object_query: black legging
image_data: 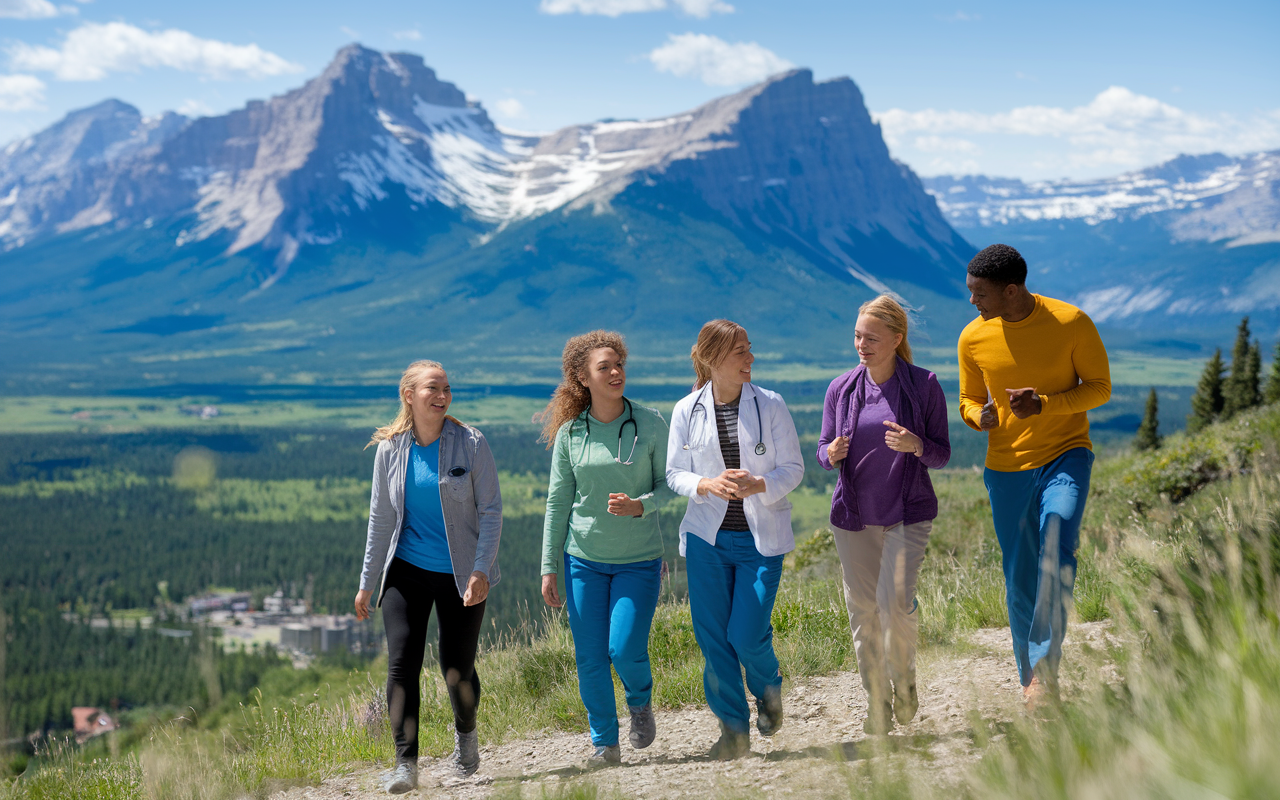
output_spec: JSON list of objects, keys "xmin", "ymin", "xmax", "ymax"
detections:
[{"xmin": 382, "ymin": 558, "xmax": 486, "ymax": 761}]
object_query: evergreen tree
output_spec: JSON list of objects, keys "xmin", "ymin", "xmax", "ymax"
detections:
[
  {"xmin": 1266, "ymin": 341, "xmax": 1280, "ymax": 405},
  {"xmin": 1222, "ymin": 316, "xmax": 1255, "ymax": 418},
  {"xmin": 1134, "ymin": 387, "xmax": 1161, "ymax": 451},
  {"xmin": 1244, "ymin": 341, "xmax": 1262, "ymax": 410},
  {"xmin": 1188, "ymin": 349, "xmax": 1225, "ymax": 433}
]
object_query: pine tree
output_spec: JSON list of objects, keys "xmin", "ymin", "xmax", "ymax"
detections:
[
  {"xmin": 1266, "ymin": 341, "xmax": 1280, "ymax": 405},
  {"xmin": 1222, "ymin": 316, "xmax": 1254, "ymax": 418},
  {"xmin": 1243, "ymin": 341, "xmax": 1262, "ymax": 410},
  {"xmin": 1134, "ymin": 388, "xmax": 1161, "ymax": 451},
  {"xmin": 1188, "ymin": 349, "xmax": 1225, "ymax": 433}
]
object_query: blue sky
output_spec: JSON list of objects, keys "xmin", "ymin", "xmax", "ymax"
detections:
[{"xmin": 2, "ymin": 0, "xmax": 1277, "ymax": 180}]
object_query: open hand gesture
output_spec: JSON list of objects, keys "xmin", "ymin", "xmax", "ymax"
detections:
[{"xmin": 883, "ymin": 421, "xmax": 923, "ymax": 456}]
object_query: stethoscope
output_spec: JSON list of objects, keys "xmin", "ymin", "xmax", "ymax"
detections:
[
  {"xmin": 683, "ymin": 384, "xmax": 766, "ymax": 456},
  {"xmin": 572, "ymin": 397, "xmax": 639, "ymax": 466}
]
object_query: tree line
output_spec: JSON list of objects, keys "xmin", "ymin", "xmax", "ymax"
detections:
[{"xmin": 1134, "ymin": 316, "xmax": 1280, "ymax": 451}]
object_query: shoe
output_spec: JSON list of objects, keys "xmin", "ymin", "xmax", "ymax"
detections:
[
  {"xmin": 892, "ymin": 681, "xmax": 918, "ymax": 726},
  {"xmin": 452, "ymin": 728, "xmax": 479, "ymax": 776},
  {"xmin": 863, "ymin": 699, "xmax": 894, "ymax": 735},
  {"xmin": 384, "ymin": 759, "xmax": 417, "ymax": 794},
  {"xmin": 707, "ymin": 723, "xmax": 750, "ymax": 760},
  {"xmin": 756, "ymin": 684, "xmax": 784, "ymax": 736},
  {"xmin": 628, "ymin": 704, "xmax": 656, "ymax": 749},
  {"xmin": 587, "ymin": 745, "xmax": 621, "ymax": 768},
  {"xmin": 1023, "ymin": 676, "xmax": 1051, "ymax": 713}
]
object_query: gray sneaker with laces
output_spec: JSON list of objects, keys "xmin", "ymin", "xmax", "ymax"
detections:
[
  {"xmin": 628, "ymin": 704, "xmax": 656, "ymax": 749},
  {"xmin": 453, "ymin": 729, "xmax": 480, "ymax": 776},
  {"xmin": 384, "ymin": 759, "xmax": 417, "ymax": 794},
  {"xmin": 587, "ymin": 744, "xmax": 621, "ymax": 768}
]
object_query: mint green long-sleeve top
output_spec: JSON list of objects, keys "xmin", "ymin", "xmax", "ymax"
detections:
[{"xmin": 541, "ymin": 402, "xmax": 677, "ymax": 575}]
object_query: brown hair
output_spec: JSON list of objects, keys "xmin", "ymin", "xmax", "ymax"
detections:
[
  {"xmin": 857, "ymin": 295, "xmax": 913, "ymax": 364},
  {"xmin": 690, "ymin": 319, "xmax": 748, "ymax": 389},
  {"xmin": 538, "ymin": 331, "xmax": 629, "ymax": 447},
  {"xmin": 366, "ymin": 360, "xmax": 464, "ymax": 449}
]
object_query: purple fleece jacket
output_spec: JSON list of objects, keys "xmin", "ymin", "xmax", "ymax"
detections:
[{"xmin": 816, "ymin": 358, "xmax": 951, "ymax": 531}]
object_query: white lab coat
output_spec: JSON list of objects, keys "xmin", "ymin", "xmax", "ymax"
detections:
[{"xmin": 666, "ymin": 382, "xmax": 805, "ymax": 557}]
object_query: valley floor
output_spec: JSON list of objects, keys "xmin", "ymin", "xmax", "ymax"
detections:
[{"xmin": 274, "ymin": 622, "xmax": 1121, "ymax": 800}]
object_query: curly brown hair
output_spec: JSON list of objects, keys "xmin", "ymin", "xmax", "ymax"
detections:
[{"xmin": 538, "ymin": 330, "xmax": 628, "ymax": 447}]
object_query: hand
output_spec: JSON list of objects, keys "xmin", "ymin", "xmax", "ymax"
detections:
[
  {"xmin": 698, "ymin": 471, "xmax": 741, "ymax": 500},
  {"xmin": 725, "ymin": 469, "xmax": 766, "ymax": 499},
  {"xmin": 1006, "ymin": 388, "xmax": 1042, "ymax": 419},
  {"xmin": 827, "ymin": 436, "xmax": 849, "ymax": 466},
  {"xmin": 354, "ymin": 589, "xmax": 373, "ymax": 621},
  {"xmin": 607, "ymin": 492, "xmax": 645, "ymax": 517},
  {"xmin": 463, "ymin": 572, "xmax": 489, "ymax": 606},
  {"xmin": 979, "ymin": 398, "xmax": 999, "ymax": 430},
  {"xmin": 883, "ymin": 421, "xmax": 923, "ymax": 456},
  {"xmin": 541, "ymin": 574, "xmax": 563, "ymax": 608}
]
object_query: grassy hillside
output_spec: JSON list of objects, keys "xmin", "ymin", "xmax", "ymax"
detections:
[{"xmin": 5, "ymin": 400, "xmax": 1280, "ymax": 798}]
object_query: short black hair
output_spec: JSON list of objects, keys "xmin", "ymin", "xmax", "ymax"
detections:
[{"xmin": 967, "ymin": 244, "xmax": 1027, "ymax": 286}]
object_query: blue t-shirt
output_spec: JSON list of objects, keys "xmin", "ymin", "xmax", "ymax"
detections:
[{"xmin": 395, "ymin": 440, "xmax": 454, "ymax": 574}]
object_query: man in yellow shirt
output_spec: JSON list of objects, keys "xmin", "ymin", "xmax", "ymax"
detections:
[{"xmin": 957, "ymin": 244, "xmax": 1111, "ymax": 709}]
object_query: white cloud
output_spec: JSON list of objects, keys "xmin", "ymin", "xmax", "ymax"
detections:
[
  {"xmin": 648, "ymin": 33, "xmax": 793, "ymax": 87},
  {"xmin": 493, "ymin": 98, "xmax": 526, "ymax": 119},
  {"xmin": 8, "ymin": 22, "xmax": 304, "ymax": 81},
  {"xmin": 177, "ymin": 98, "xmax": 214, "ymax": 117},
  {"xmin": 540, "ymin": 0, "xmax": 733, "ymax": 18},
  {"xmin": 340, "ymin": 26, "xmax": 359, "ymax": 39},
  {"xmin": 0, "ymin": 0, "xmax": 58, "ymax": 19},
  {"xmin": 913, "ymin": 135, "xmax": 978, "ymax": 153},
  {"xmin": 876, "ymin": 87, "xmax": 1280, "ymax": 178},
  {"xmin": 0, "ymin": 73, "xmax": 44, "ymax": 110},
  {"xmin": 392, "ymin": 29, "xmax": 422, "ymax": 41}
]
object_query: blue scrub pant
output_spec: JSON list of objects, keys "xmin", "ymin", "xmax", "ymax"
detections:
[
  {"xmin": 984, "ymin": 447, "xmax": 1094, "ymax": 686},
  {"xmin": 685, "ymin": 528, "xmax": 785, "ymax": 734},
  {"xmin": 563, "ymin": 554, "xmax": 663, "ymax": 747}
]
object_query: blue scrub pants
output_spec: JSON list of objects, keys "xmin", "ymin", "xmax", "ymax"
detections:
[
  {"xmin": 685, "ymin": 528, "xmax": 785, "ymax": 734},
  {"xmin": 984, "ymin": 447, "xmax": 1094, "ymax": 686},
  {"xmin": 563, "ymin": 554, "xmax": 663, "ymax": 747}
]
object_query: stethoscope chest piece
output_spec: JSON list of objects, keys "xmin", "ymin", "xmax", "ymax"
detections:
[{"xmin": 754, "ymin": 442, "xmax": 767, "ymax": 456}]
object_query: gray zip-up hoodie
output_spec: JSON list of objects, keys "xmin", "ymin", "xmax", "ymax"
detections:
[{"xmin": 360, "ymin": 420, "xmax": 502, "ymax": 604}]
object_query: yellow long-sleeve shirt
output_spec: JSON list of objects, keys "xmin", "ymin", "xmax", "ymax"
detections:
[{"xmin": 958, "ymin": 294, "xmax": 1112, "ymax": 472}]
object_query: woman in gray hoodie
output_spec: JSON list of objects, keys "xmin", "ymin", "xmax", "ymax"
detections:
[{"xmin": 355, "ymin": 360, "xmax": 503, "ymax": 793}]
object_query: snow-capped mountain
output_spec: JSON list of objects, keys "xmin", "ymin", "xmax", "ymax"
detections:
[
  {"xmin": 922, "ymin": 151, "xmax": 1280, "ymax": 247},
  {"xmin": 0, "ymin": 45, "xmax": 969, "ymax": 296}
]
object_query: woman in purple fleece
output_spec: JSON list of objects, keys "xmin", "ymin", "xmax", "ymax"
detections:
[{"xmin": 816, "ymin": 295, "xmax": 950, "ymax": 734}]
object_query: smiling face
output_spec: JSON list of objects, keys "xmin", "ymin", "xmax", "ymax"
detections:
[
  {"xmin": 966, "ymin": 274, "xmax": 1016, "ymax": 321},
  {"xmin": 854, "ymin": 314, "xmax": 902, "ymax": 373},
  {"xmin": 579, "ymin": 347, "xmax": 625, "ymax": 407},
  {"xmin": 404, "ymin": 367, "xmax": 451, "ymax": 424},
  {"xmin": 709, "ymin": 332, "xmax": 754, "ymax": 389}
]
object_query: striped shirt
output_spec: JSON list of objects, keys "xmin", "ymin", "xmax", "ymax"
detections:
[{"xmin": 714, "ymin": 398, "xmax": 751, "ymax": 531}]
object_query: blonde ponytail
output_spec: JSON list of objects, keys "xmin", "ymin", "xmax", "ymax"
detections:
[
  {"xmin": 857, "ymin": 295, "xmax": 913, "ymax": 364},
  {"xmin": 366, "ymin": 360, "xmax": 463, "ymax": 449}
]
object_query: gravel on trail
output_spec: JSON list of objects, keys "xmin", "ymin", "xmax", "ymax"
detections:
[{"xmin": 272, "ymin": 622, "xmax": 1122, "ymax": 800}]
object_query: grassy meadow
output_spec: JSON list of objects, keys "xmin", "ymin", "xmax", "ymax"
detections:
[{"xmin": 3, "ymin": 380, "xmax": 1279, "ymax": 797}]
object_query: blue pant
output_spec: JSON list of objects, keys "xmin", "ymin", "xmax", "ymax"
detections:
[
  {"xmin": 563, "ymin": 554, "xmax": 663, "ymax": 747},
  {"xmin": 685, "ymin": 528, "xmax": 784, "ymax": 734},
  {"xmin": 984, "ymin": 447, "xmax": 1094, "ymax": 686}
]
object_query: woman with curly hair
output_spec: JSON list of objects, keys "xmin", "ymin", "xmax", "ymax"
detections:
[
  {"xmin": 539, "ymin": 330, "xmax": 676, "ymax": 767},
  {"xmin": 355, "ymin": 360, "xmax": 503, "ymax": 793}
]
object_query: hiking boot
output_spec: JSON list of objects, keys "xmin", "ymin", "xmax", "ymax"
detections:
[
  {"xmin": 628, "ymin": 704, "xmax": 656, "ymax": 749},
  {"xmin": 892, "ymin": 681, "xmax": 919, "ymax": 726},
  {"xmin": 452, "ymin": 728, "xmax": 479, "ymax": 776},
  {"xmin": 756, "ymin": 684, "xmax": 784, "ymax": 736},
  {"xmin": 707, "ymin": 723, "xmax": 751, "ymax": 760},
  {"xmin": 863, "ymin": 699, "xmax": 894, "ymax": 735},
  {"xmin": 587, "ymin": 744, "xmax": 621, "ymax": 768},
  {"xmin": 384, "ymin": 759, "xmax": 418, "ymax": 794}
]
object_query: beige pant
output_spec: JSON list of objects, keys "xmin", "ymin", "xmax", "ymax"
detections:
[{"xmin": 832, "ymin": 521, "xmax": 932, "ymax": 703}]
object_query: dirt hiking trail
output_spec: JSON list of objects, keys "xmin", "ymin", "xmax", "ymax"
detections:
[{"xmin": 274, "ymin": 623, "xmax": 1121, "ymax": 799}]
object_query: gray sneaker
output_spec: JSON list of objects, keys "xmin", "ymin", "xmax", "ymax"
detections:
[
  {"xmin": 628, "ymin": 704, "xmax": 656, "ymax": 749},
  {"xmin": 384, "ymin": 759, "xmax": 417, "ymax": 794},
  {"xmin": 892, "ymin": 681, "xmax": 919, "ymax": 726},
  {"xmin": 756, "ymin": 684, "xmax": 783, "ymax": 736},
  {"xmin": 453, "ymin": 728, "xmax": 479, "ymax": 776},
  {"xmin": 586, "ymin": 744, "xmax": 621, "ymax": 768}
]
